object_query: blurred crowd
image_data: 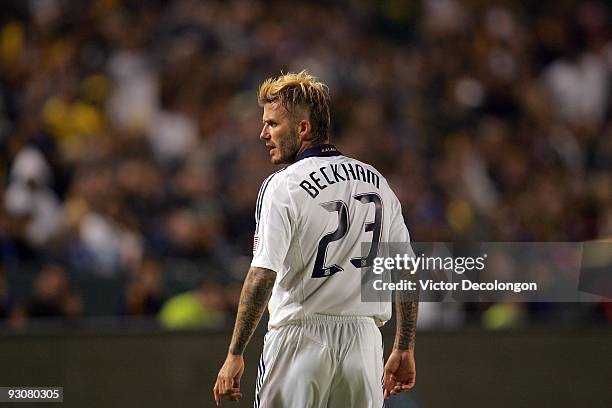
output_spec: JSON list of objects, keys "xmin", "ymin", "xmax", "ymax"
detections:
[{"xmin": 0, "ymin": 0, "xmax": 611, "ymax": 329}]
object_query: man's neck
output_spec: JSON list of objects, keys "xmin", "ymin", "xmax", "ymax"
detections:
[
  {"xmin": 291, "ymin": 142, "xmax": 339, "ymax": 163},
  {"xmin": 295, "ymin": 141, "xmax": 318, "ymax": 159}
]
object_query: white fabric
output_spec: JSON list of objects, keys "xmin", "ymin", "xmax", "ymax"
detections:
[
  {"xmin": 254, "ymin": 315, "xmax": 384, "ymax": 408},
  {"xmin": 251, "ymin": 154, "xmax": 410, "ymax": 329}
]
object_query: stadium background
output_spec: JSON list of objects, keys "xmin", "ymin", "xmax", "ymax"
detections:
[{"xmin": 0, "ymin": 0, "xmax": 610, "ymax": 406}]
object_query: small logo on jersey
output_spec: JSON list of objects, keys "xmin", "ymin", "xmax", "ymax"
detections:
[{"xmin": 253, "ymin": 235, "xmax": 260, "ymax": 253}]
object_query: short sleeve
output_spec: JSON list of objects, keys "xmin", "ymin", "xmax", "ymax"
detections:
[
  {"xmin": 251, "ymin": 175, "xmax": 293, "ymax": 273},
  {"xmin": 389, "ymin": 194, "xmax": 410, "ymax": 244}
]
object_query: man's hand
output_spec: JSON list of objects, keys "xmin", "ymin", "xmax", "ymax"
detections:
[
  {"xmin": 213, "ymin": 267, "xmax": 275, "ymax": 405},
  {"xmin": 213, "ymin": 354, "xmax": 244, "ymax": 406},
  {"xmin": 383, "ymin": 349, "xmax": 416, "ymax": 399}
]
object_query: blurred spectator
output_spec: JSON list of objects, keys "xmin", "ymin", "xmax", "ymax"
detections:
[
  {"xmin": 147, "ymin": 94, "xmax": 198, "ymax": 167},
  {"xmin": 121, "ymin": 258, "xmax": 164, "ymax": 316},
  {"xmin": 482, "ymin": 303, "xmax": 525, "ymax": 329},
  {"xmin": 27, "ymin": 264, "xmax": 82, "ymax": 319},
  {"xmin": 417, "ymin": 302, "xmax": 465, "ymax": 329},
  {"xmin": 0, "ymin": 265, "xmax": 27, "ymax": 328},
  {"xmin": 4, "ymin": 146, "xmax": 62, "ymax": 247},
  {"xmin": 0, "ymin": 266, "xmax": 11, "ymax": 318},
  {"xmin": 159, "ymin": 282, "xmax": 227, "ymax": 329}
]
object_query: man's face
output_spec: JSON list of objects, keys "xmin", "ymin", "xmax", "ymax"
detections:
[{"xmin": 260, "ymin": 102, "xmax": 300, "ymax": 165}]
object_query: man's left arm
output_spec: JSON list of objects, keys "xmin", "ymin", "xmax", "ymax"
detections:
[{"xmin": 213, "ymin": 266, "xmax": 276, "ymax": 405}]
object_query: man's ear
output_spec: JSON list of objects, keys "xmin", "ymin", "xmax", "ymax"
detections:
[{"xmin": 297, "ymin": 119, "xmax": 312, "ymax": 141}]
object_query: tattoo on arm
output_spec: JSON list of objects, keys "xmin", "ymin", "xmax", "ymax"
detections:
[
  {"xmin": 228, "ymin": 267, "xmax": 276, "ymax": 355},
  {"xmin": 394, "ymin": 298, "xmax": 418, "ymax": 351}
]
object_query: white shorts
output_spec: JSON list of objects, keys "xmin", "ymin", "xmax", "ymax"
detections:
[{"xmin": 254, "ymin": 315, "xmax": 384, "ymax": 408}]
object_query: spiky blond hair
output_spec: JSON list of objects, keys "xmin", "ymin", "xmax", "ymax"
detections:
[{"xmin": 258, "ymin": 70, "xmax": 331, "ymax": 142}]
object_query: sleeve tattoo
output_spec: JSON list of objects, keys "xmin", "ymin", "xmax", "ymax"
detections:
[
  {"xmin": 228, "ymin": 266, "xmax": 276, "ymax": 356},
  {"xmin": 394, "ymin": 297, "xmax": 418, "ymax": 351}
]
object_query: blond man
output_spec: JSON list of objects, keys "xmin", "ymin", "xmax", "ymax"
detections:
[{"xmin": 214, "ymin": 71, "xmax": 417, "ymax": 407}]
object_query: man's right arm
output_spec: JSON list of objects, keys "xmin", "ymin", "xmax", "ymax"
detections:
[{"xmin": 213, "ymin": 266, "xmax": 276, "ymax": 405}]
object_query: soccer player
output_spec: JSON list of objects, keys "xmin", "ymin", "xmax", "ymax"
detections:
[{"xmin": 213, "ymin": 71, "xmax": 417, "ymax": 407}]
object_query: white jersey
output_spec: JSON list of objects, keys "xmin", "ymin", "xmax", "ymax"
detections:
[{"xmin": 251, "ymin": 144, "xmax": 410, "ymax": 328}]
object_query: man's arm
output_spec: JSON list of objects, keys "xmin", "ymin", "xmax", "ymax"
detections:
[
  {"xmin": 213, "ymin": 266, "xmax": 276, "ymax": 405},
  {"xmin": 383, "ymin": 294, "xmax": 418, "ymax": 399},
  {"xmin": 229, "ymin": 266, "xmax": 276, "ymax": 354},
  {"xmin": 394, "ymin": 299, "xmax": 418, "ymax": 351}
]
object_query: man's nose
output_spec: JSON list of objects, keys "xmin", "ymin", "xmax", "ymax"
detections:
[{"xmin": 260, "ymin": 126, "xmax": 269, "ymax": 140}]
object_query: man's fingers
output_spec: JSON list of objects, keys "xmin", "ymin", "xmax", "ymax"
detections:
[
  {"xmin": 384, "ymin": 371, "xmax": 418, "ymax": 399},
  {"xmin": 383, "ymin": 372, "xmax": 395, "ymax": 384},
  {"xmin": 392, "ymin": 381, "xmax": 416, "ymax": 393},
  {"xmin": 216, "ymin": 366, "xmax": 243, "ymax": 402},
  {"xmin": 226, "ymin": 391, "xmax": 243, "ymax": 401},
  {"xmin": 384, "ymin": 373, "xmax": 396, "ymax": 392},
  {"xmin": 213, "ymin": 381, "xmax": 220, "ymax": 406},
  {"xmin": 220, "ymin": 376, "xmax": 230, "ymax": 394},
  {"xmin": 222, "ymin": 393, "xmax": 242, "ymax": 402},
  {"xmin": 219, "ymin": 387, "xmax": 242, "ymax": 402},
  {"xmin": 403, "ymin": 381, "xmax": 415, "ymax": 389}
]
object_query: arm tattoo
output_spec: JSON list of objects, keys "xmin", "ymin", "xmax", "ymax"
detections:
[
  {"xmin": 394, "ymin": 299, "xmax": 418, "ymax": 351},
  {"xmin": 228, "ymin": 267, "xmax": 276, "ymax": 355}
]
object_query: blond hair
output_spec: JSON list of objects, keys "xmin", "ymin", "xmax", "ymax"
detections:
[{"xmin": 258, "ymin": 70, "xmax": 331, "ymax": 142}]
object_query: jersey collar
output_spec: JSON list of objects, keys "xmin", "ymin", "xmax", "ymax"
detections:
[{"xmin": 295, "ymin": 144, "xmax": 343, "ymax": 162}]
